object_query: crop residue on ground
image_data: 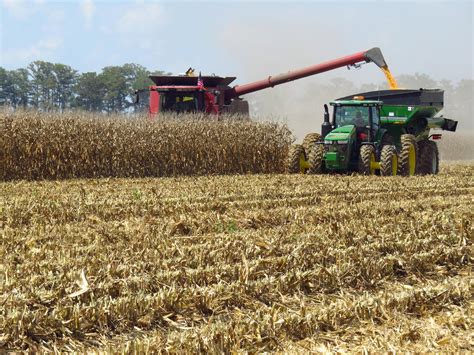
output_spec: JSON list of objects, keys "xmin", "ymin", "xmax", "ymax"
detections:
[{"xmin": 1, "ymin": 164, "xmax": 472, "ymax": 352}]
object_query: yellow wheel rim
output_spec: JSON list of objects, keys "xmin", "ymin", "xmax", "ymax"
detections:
[
  {"xmin": 408, "ymin": 144, "xmax": 416, "ymax": 176},
  {"xmin": 299, "ymin": 153, "xmax": 310, "ymax": 174}
]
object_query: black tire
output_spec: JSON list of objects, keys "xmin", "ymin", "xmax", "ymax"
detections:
[
  {"xmin": 287, "ymin": 144, "xmax": 307, "ymax": 174},
  {"xmin": 379, "ymin": 134, "xmax": 395, "ymax": 159},
  {"xmin": 307, "ymin": 144, "xmax": 325, "ymax": 174},
  {"xmin": 380, "ymin": 145, "xmax": 398, "ymax": 176},
  {"xmin": 359, "ymin": 145, "xmax": 376, "ymax": 175},
  {"xmin": 398, "ymin": 134, "xmax": 418, "ymax": 176},
  {"xmin": 302, "ymin": 133, "xmax": 321, "ymax": 156},
  {"xmin": 417, "ymin": 140, "xmax": 439, "ymax": 175}
]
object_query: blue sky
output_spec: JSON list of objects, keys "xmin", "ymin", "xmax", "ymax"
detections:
[{"xmin": 1, "ymin": 0, "xmax": 473, "ymax": 85}]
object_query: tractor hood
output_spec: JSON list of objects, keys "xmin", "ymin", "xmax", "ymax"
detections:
[{"xmin": 325, "ymin": 125, "xmax": 355, "ymax": 142}]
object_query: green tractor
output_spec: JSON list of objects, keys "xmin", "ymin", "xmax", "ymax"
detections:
[{"xmin": 288, "ymin": 89, "xmax": 458, "ymax": 176}]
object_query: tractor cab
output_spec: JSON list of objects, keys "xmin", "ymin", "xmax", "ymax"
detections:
[
  {"xmin": 310, "ymin": 97, "xmax": 386, "ymax": 173},
  {"xmin": 331, "ymin": 98, "xmax": 382, "ymax": 133},
  {"xmin": 328, "ymin": 98, "xmax": 384, "ymax": 147}
]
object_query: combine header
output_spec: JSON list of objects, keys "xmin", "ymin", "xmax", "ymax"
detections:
[{"xmin": 135, "ymin": 48, "xmax": 392, "ymax": 116}]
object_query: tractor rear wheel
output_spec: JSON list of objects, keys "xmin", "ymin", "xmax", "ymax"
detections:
[
  {"xmin": 417, "ymin": 140, "xmax": 439, "ymax": 175},
  {"xmin": 398, "ymin": 134, "xmax": 418, "ymax": 176},
  {"xmin": 302, "ymin": 133, "xmax": 321, "ymax": 156},
  {"xmin": 380, "ymin": 145, "xmax": 398, "ymax": 176},
  {"xmin": 307, "ymin": 144, "xmax": 325, "ymax": 174},
  {"xmin": 359, "ymin": 145, "xmax": 376, "ymax": 175},
  {"xmin": 287, "ymin": 144, "xmax": 308, "ymax": 174},
  {"xmin": 379, "ymin": 134, "xmax": 395, "ymax": 159}
]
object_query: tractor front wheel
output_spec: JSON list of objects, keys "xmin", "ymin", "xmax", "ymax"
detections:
[
  {"xmin": 398, "ymin": 134, "xmax": 418, "ymax": 176},
  {"xmin": 302, "ymin": 133, "xmax": 321, "ymax": 156},
  {"xmin": 307, "ymin": 144, "xmax": 325, "ymax": 174},
  {"xmin": 417, "ymin": 140, "xmax": 439, "ymax": 175},
  {"xmin": 380, "ymin": 145, "xmax": 398, "ymax": 176},
  {"xmin": 359, "ymin": 145, "xmax": 377, "ymax": 175},
  {"xmin": 287, "ymin": 144, "xmax": 308, "ymax": 174}
]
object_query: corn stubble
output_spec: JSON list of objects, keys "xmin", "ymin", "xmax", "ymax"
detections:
[
  {"xmin": 0, "ymin": 110, "xmax": 292, "ymax": 180},
  {"xmin": 1, "ymin": 164, "xmax": 472, "ymax": 352}
]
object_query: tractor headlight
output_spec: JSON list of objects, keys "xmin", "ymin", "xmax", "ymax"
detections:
[
  {"xmin": 324, "ymin": 140, "xmax": 333, "ymax": 145},
  {"xmin": 336, "ymin": 140, "xmax": 347, "ymax": 145}
]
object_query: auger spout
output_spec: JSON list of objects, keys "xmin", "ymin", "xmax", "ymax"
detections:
[{"xmin": 227, "ymin": 47, "xmax": 390, "ymax": 99}]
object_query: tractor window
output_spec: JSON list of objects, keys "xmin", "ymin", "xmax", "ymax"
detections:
[
  {"xmin": 371, "ymin": 107, "xmax": 380, "ymax": 125},
  {"xmin": 335, "ymin": 106, "xmax": 370, "ymax": 128},
  {"xmin": 160, "ymin": 92, "xmax": 204, "ymax": 113},
  {"xmin": 371, "ymin": 107, "xmax": 380, "ymax": 130}
]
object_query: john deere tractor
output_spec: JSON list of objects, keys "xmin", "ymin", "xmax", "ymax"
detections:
[{"xmin": 288, "ymin": 89, "xmax": 458, "ymax": 176}]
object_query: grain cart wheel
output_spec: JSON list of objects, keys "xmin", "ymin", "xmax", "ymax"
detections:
[
  {"xmin": 302, "ymin": 133, "xmax": 321, "ymax": 156},
  {"xmin": 417, "ymin": 140, "xmax": 439, "ymax": 175},
  {"xmin": 398, "ymin": 134, "xmax": 418, "ymax": 176},
  {"xmin": 287, "ymin": 144, "xmax": 309, "ymax": 174},
  {"xmin": 307, "ymin": 144, "xmax": 325, "ymax": 174},
  {"xmin": 359, "ymin": 145, "xmax": 377, "ymax": 175},
  {"xmin": 380, "ymin": 145, "xmax": 398, "ymax": 176}
]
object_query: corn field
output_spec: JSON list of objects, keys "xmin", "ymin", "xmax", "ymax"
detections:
[
  {"xmin": 1, "ymin": 164, "xmax": 472, "ymax": 352},
  {"xmin": 0, "ymin": 110, "xmax": 292, "ymax": 180}
]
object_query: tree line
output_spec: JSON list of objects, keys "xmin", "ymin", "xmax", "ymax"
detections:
[
  {"xmin": 1, "ymin": 61, "xmax": 472, "ymax": 130},
  {"xmin": 0, "ymin": 61, "xmax": 166, "ymax": 112}
]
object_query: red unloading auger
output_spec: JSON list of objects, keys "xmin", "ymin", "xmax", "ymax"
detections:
[{"xmin": 226, "ymin": 48, "xmax": 388, "ymax": 100}]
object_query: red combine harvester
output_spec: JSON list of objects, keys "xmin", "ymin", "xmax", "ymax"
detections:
[{"xmin": 135, "ymin": 48, "xmax": 389, "ymax": 117}]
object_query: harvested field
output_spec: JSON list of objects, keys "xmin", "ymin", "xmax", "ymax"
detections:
[
  {"xmin": 1, "ymin": 164, "xmax": 472, "ymax": 352},
  {"xmin": 0, "ymin": 110, "xmax": 291, "ymax": 180}
]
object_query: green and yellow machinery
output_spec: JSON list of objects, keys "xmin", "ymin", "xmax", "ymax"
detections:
[{"xmin": 288, "ymin": 89, "xmax": 458, "ymax": 176}]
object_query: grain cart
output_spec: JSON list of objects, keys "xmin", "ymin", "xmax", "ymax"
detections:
[
  {"xmin": 288, "ymin": 89, "xmax": 458, "ymax": 176},
  {"xmin": 135, "ymin": 48, "xmax": 395, "ymax": 117}
]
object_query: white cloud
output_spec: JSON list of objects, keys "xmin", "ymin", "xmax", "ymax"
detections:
[
  {"xmin": 113, "ymin": 2, "xmax": 163, "ymax": 34},
  {"xmin": 2, "ymin": 0, "xmax": 46, "ymax": 19},
  {"xmin": 80, "ymin": 0, "xmax": 95, "ymax": 30},
  {"xmin": 2, "ymin": 37, "xmax": 63, "ymax": 66},
  {"xmin": 2, "ymin": 0, "xmax": 32, "ymax": 19},
  {"xmin": 41, "ymin": 9, "xmax": 65, "ymax": 33}
]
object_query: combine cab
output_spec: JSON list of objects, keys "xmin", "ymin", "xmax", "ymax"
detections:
[
  {"xmin": 289, "ymin": 89, "xmax": 458, "ymax": 176},
  {"xmin": 136, "ymin": 75, "xmax": 249, "ymax": 116}
]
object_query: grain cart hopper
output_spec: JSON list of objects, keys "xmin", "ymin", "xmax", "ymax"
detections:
[
  {"xmin": 288, "ymin": 89, "xmax": 458, "ymax": 176},
  {"xmin": 135, "ymin": 48, "xmax": 394, "ymax": 117}
]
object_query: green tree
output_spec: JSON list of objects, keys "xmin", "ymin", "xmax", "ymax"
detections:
[
  {"xmin": 0, "ymin": 67, "xmax": 14, "ymax": 106},
  {"xmin": 28, "ymin": 61, "xmax": 56, "ymax": 110},
  {"xmin": 27, "ymin": 61, "xmax": 77, "ymax": 111},
  {"xmin": 73, "ymin": 72, "xmax": 106, "ymax": 111},
  {"xmin": 100, "ymin": 64, "xmax": 164, "ymax": 112},
  {"xmin": 0, "ymin": 67, "xmax": 30, "ymax": 107},
  {"xmin": 100, "ymin": 66, "xmax": 130, "ymax": 112},
  {"xmin": 53, "ymin": 63, "xmax": 77, "ymax": 111}
]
